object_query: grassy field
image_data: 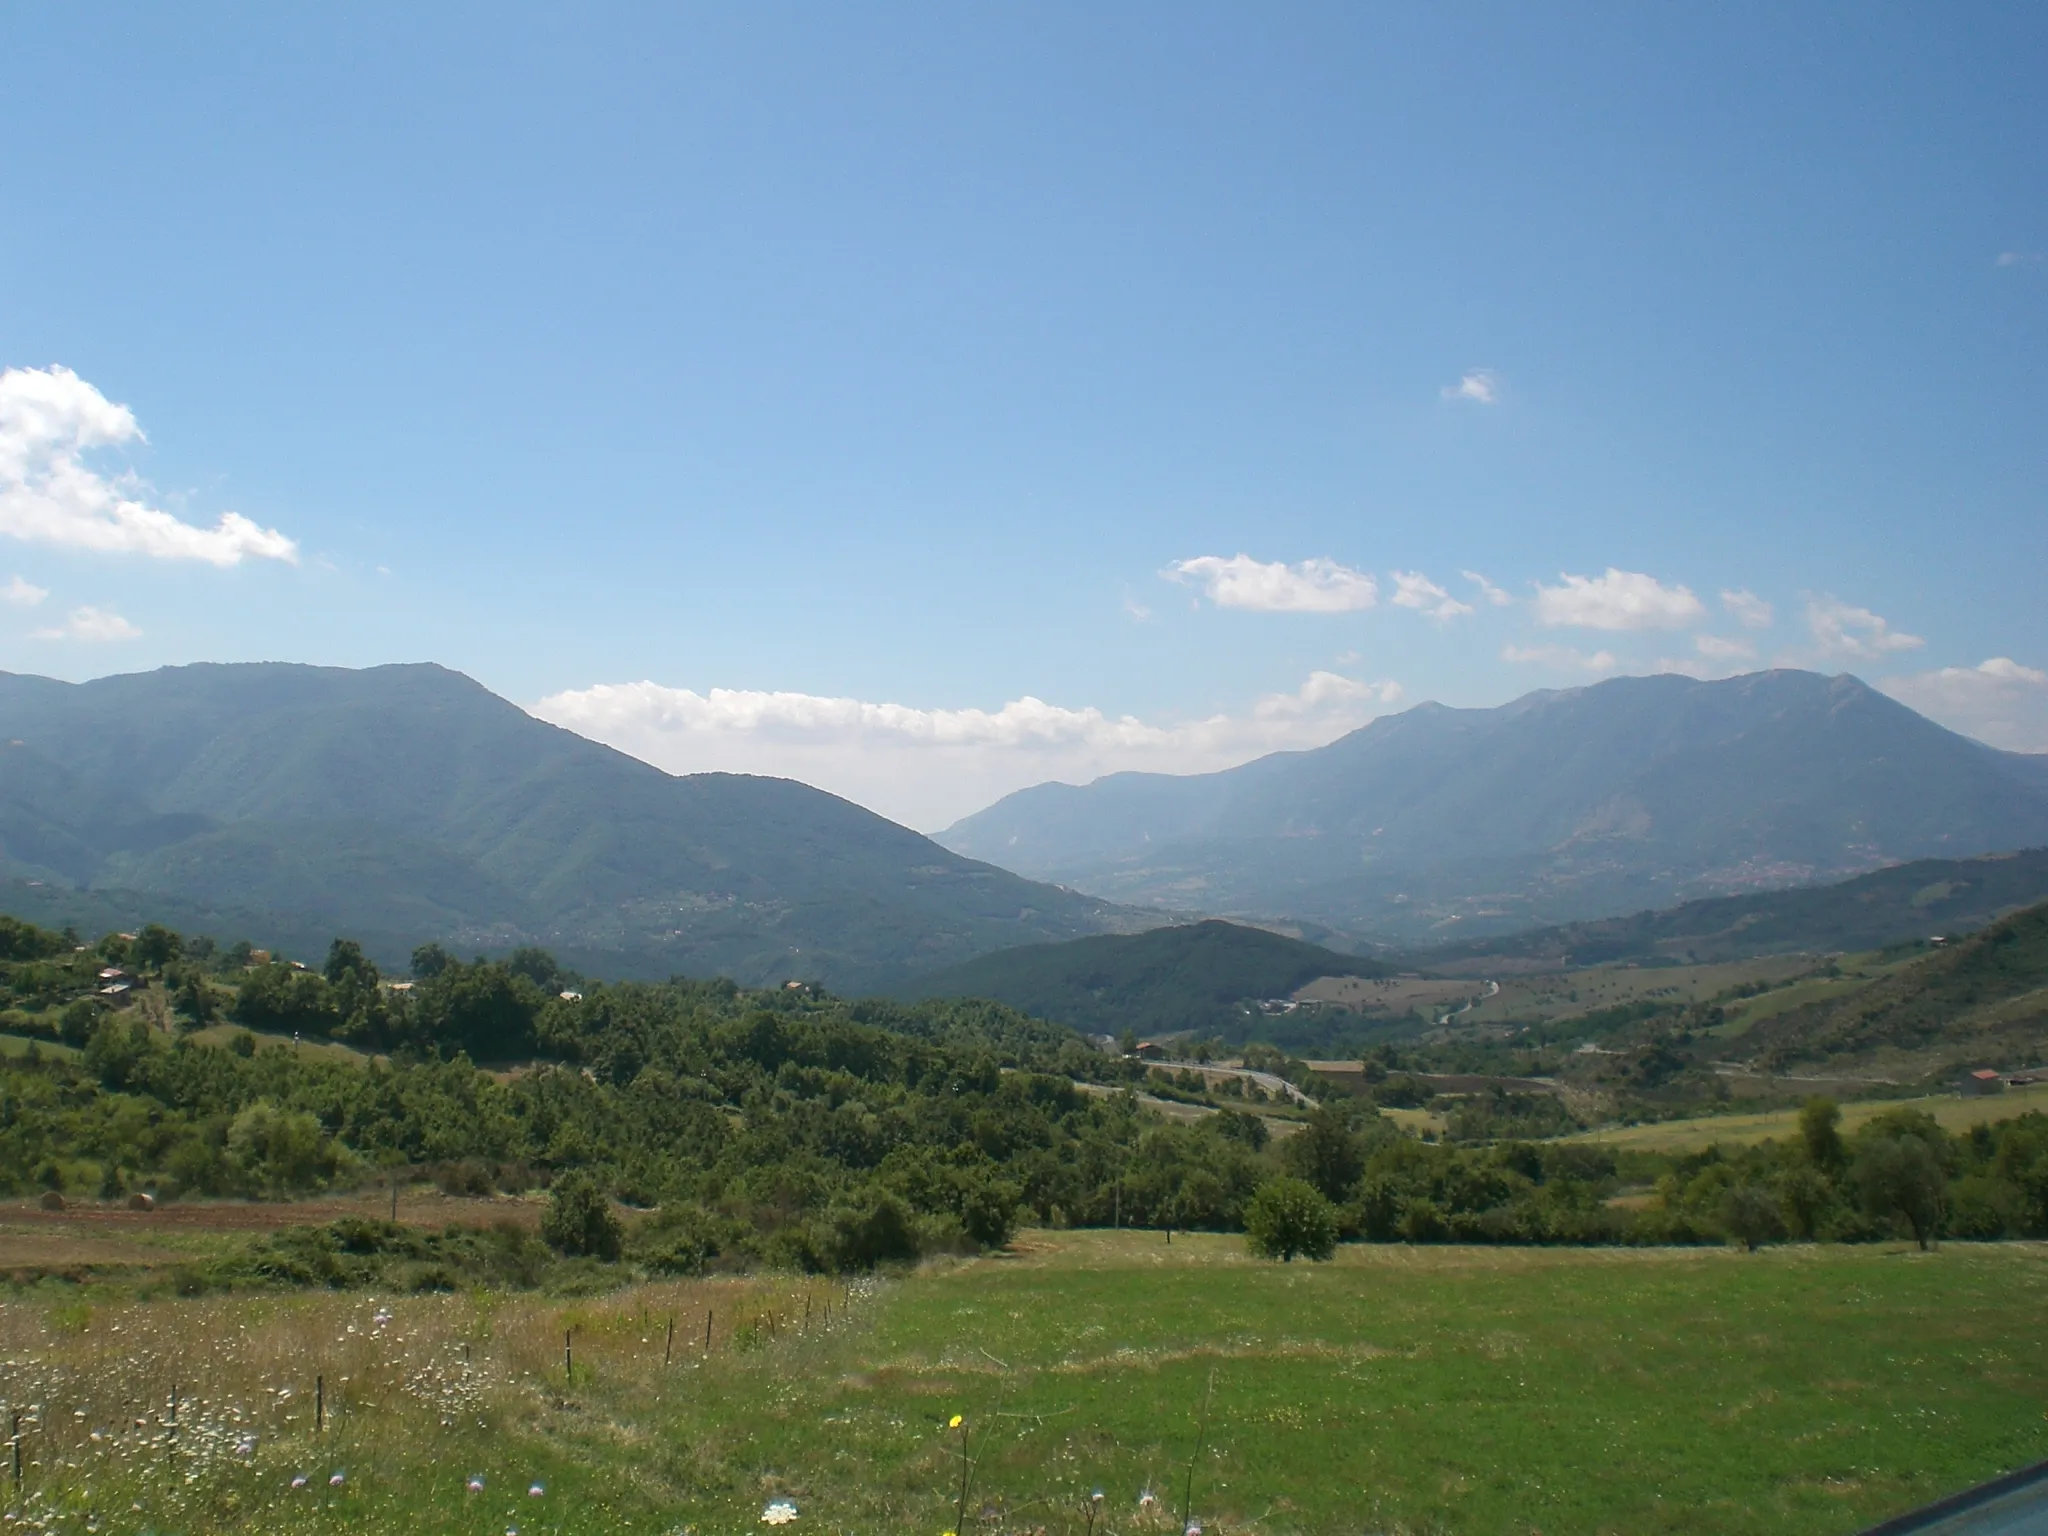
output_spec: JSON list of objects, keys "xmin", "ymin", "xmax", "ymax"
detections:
[
  {"xmin": 3, "ymin": 1229, "xmax": 2046, "ymax": 1535},
  {"xmin": 1296, "ymin": 955, "xmax": 1819, "ymax": 1034},
  {"xmin": 1564, "ymin": 1080, "xmax": 2048, "ymax": 1152}
]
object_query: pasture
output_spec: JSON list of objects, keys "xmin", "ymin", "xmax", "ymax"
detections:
[
  {"xmin": 2, "ymin": 1224, "xmax": 2045, "ymax": 1534},
  {"xmin": 1564, "ymin": 1080, "xmax": 2048, "ymax": 1153}
]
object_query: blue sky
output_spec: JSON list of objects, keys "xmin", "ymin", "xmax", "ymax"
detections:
[{"xmin": 2, "ymin": 4, "xmax": 2043, "ymax": 826}]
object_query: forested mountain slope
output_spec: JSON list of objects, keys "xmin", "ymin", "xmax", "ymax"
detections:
[
  {"xmin": 1745, "ymin": 898, "xmax": 2048, "ymax": 1074},
  {"xmin": 0, "ymin": 663, "xmax": 1140, "ymax": 987},
  {"xmin": 900, "ymin": 918, "xmax": 1395, "ymax": 1039},
  {"xmin": 941, "ymin": 670, "xmax": 2048, "ymax": 943},
  {"xmin": 1412, "ymin": 849, "xmax": 2048, "ymax": 970}
]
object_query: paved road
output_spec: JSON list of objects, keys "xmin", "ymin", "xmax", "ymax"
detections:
[{"xmin": 1863, "ymin": 1462, "xmax": 2048, "ymax": 1535}]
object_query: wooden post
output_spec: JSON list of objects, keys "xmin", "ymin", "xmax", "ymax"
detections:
[
  {"xmin": 12, "ymin": 1408, "xmax": 21, "ymax": 1487},
  {"xmin": 664, "ymin": 1316, "xmax": 674, "ymax": 1366},
  {"xmin": 703, "ymin": 1309, "xmax": 712, "ymax": 1353},
  {"xmin": 564, "ymin": 1329, "xmax": 573, "ymax": 1381},
  {"xmin": 389, "ymin": 1173, "xmax": 398, "ymax": 1222},
  {"xmin": 804, "ymin": 1294, "xmax": 813, "ymax": 1332},
  {"xmin": 169, "ymin": 1384, "xmax": 178, "ymax": 1440},
  {"xmin": 315, "ymin": 1375, "xmax": 324, "ymax": 1434}
]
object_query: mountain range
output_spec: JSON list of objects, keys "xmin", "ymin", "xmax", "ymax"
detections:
[
  {"xmin": 0, "ymin": 663, "xmax": 1139, "ymax": 988},
  {"xmin": 940, "ymin": 670, "xmax": 2048, "ymax": 945}
]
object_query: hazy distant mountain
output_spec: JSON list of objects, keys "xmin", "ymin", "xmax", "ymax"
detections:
[
  {"xmin": 0, "ymin": 663, "xmax": 1142, "ymax": 987},
  {"xmin": 938, "ymin": 670, "xmax": 2048, "ymax": 944}
]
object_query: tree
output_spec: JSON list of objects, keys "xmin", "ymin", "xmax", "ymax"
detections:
[
  {"xmin": 1720, "ymin": 1182, "xmax": 1786, "ymax": 1252},
  {"xmin": 324, "ymin": 938, "xmax": 378, "ymax": 988},
  {"xmin": 541, "ymin": 1170, "xmax": 623, "ymax": 1260},
  {"xmin": 1244, "ymin": 1177, "xmax": 1339, "ymax": 1262},
  {"xmin": 132, "ymin": 923, "xmax": 183, "ymax": 971},
  {"xmin": 1800, "ymin": 1097, "xmax": 1844, "ymax": 1171},
  {"xmin": 411, "ymin": 942, "xmax": 452, "ymax": 981},
  {"xmin": 1855, "ymin": 1134, "xmax": 1947, "ymax": 1249},
  {"xmin": 1282, "ymin": 1105, "xmax": 1367, "ymax": 1202}
]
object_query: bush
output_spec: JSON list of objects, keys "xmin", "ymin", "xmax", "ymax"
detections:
[
  {"xmin": 1244, "ymin": 1177, "xmax": 1339, "ymax": 1262},
  {"xmin": 541, "ymin": 1171, "xmax": 623, "ymax": 1260}
]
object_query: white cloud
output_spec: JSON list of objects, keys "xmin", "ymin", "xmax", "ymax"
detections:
[
  {"xmin": 33, "ymin": 605, "xmax": 140, "ymax": 641},
  {"xmin": 1165, "ymin": 554, "xmax": 1378, "ymax": 613},
  {"xmin": 1441, "ymin": 370, "xmax": 1499, "ymax": 404},
  {"xmin": 1880, "ymin": 657, "xmax": 2048, "ymax": 752},
  {"xmin": 1461, "ymin": 570, "xmax": 1513, "ymax": 607},
  {"xmin": 3, "ymin": 575, "xmax": 47, "ymax": 607},
  {"xmin": 1501, "ymin": 643, "xmax": 1618, "ymax": 673},
  {"xmin": 531, "ymin": 670, "xmax": 1406, "ymax": 830},
  {"xmin": 1996, "ymin": 251, "xmax": 2042, "ymax": 267},
  {"xmin": 1720, "ymin": 588, "xmax": 1773, "ymax": 629},
  {"xmin": 1805, "ymin": 596, "xmax": 1924, "ymax": 660},
  {"xmin": 1532, "ymin": 568, "xmax": 1705, "ymax": 631},
  {"xmin": 1389, "ymin": 570, "xmax": 1472, "ymax": 620},
  {"xmin": 1694, "ymin": 633, "xmax": 1755, "ymax": 661},
  {"xmin": 0, "ymin": 365, "xmax": 297, "ymax": 565}
]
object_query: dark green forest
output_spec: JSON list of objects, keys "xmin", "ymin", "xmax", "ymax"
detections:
[{"xmin": 1, "ymin": 913, "xmax": 2045, "ymax": 1289}]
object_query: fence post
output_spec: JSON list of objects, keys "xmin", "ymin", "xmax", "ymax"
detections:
[
  {"xmin": 664, "ymin": 1316, "xmax": 675, "ymax": 1367},
  {"xmin": 169, "ymin": 1384, "xmax": 178, "ymax": 1441},
  {"xmin": 315, "ymin": 1375, "xmax": 324, "ymax": 1434},
  {"xmin": 12, "ymin": 1408, "xmax": 21, "ymax": 1487},
  {"xmin": 564, "ymin": 1330, "xmax": 573, "ymax": 1382},
  {"xmin": 704, "ymin": 1309, "xmax": 713, "ymax": 1354}
]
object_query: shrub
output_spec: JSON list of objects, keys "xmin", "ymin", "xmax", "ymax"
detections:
[
  {"xmin": 541, "ymin": 1171, "xmax": 623, "ymax": 1260},
  {"xmin": 1245, "ymin": 1177, "xmax": 1339, "ymax": 1262}
]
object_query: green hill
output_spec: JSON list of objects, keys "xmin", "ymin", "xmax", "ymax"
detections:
[
  {"xmin": 0, "ymin": 663, "xmax": 1144, "ymax": 988},
  {"xmin": 1742, "ymin": 897, "xmax": 2048, "ymax": 1075},
  {"xmin": 899, "ymin": 918, "xmax": 1395, "ymax": 1039},
  {"xmin": 1412, "ymin": 848, "xmax": 2048, "ymax": 970}
]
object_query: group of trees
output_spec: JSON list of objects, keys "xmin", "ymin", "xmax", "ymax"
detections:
[{"xmin": 2, "ymin": 912, "xmax": 2045, "ymax": 1282}]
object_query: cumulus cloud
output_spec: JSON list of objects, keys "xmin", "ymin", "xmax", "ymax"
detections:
[
  {"xmin": 1721, "ymin": 589, "xmax": 1773, "ymax": 629},
  {"xmin": 1461, "ymin": 570, "xmax": 1513, "ymax": 607},
  {"xmin": 1389, "ymin": 570, "xmax": 1472, "ymax": 619},
  {"xmin": 0, "ymin": 365, "xmax": 297, "ymax": 565},
  {"xmin": 532, "ymin": 670, "xmax": 1406, "ymax": 830},
  {"xmin": 1694, "ymin": 633, "xmax": 1755, "ymax": 661},
  {"xmin": 1441, "ymin": 370, "xmax": 1499, "ymax": 404},
  {"xmin": 3, "ymin": 575, "xmax": 47, "ymax": 607},
  {"xmin": 1165, "ymin": 554, "xmax": 1378, "ymax": 613},
  {"xmin": 1805, "ymin": 596, "xmax": 1924, "ymax": 660},
  {"xmin": 1501, "ymin": 643, "xmax": 1618, "ymax": 673},
  {"xmin": 1880, "ymin": 657, "xmax": 2048, "ymax": 752},
  {"xmin": 32, "ymin": 605, "xmax": 140, "ymax": 641},
  {"xmin": 1532, "ymin": 568, "xmax": 1705, "ymax": 631}
]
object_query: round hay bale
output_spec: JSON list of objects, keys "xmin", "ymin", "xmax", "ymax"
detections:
[
  {"xmin": 38, "ymin": 1190, "xmax": 66, "ymax": 1211},
  {"xmin": 126, "ymin": 1191, "xmax": 156, "ymax": 1211}
]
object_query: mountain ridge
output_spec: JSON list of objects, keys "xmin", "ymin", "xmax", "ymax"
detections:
[
  {"xmin": 0, "ymin": 662, "xmax": 1145, "ymax": 987},
  {"xmin": 939, "ymin": 670, "xmax": 2048, "ymax": 943}
]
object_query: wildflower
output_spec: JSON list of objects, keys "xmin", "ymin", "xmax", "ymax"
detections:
[
  {"xmin": 947, "ymin": 1414, "xmax": 962, "ymax": 1429},
  {"xmin": 761, "ymin": 1498, "xmax": 799, "ymax": 1525},
  {"xmin": 1092, "ymin": 1490, "xmax": 1105, "ymax": 1503},
  {"xmin": 290, "ymin": 1476, "xmax": 309, "ymax": 1490},
  {"xmin": 329, "ymin": 1471, "xmax": 345, "ymax": 1487},
  {"xmin": 1138, "ymin": 1490, "xmax": 1158, "ymax": 1509},
  {"xmin": 467, "ymin": 1476, "xmax": 486, "ymax": 1493},
  {"xmin": 529, "ymin": 1482, "xmax": 545, "ymax": 1497}
]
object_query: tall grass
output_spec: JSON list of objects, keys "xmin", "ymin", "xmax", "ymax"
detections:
[{"xmin": 0, "ymin": 1274, "xmax": 860, "ymax": 1534}]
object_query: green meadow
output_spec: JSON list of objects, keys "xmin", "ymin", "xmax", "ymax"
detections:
[{"xmin": 7, "ymin": 1231, "xmax": 2048, "ymax": 1535}]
